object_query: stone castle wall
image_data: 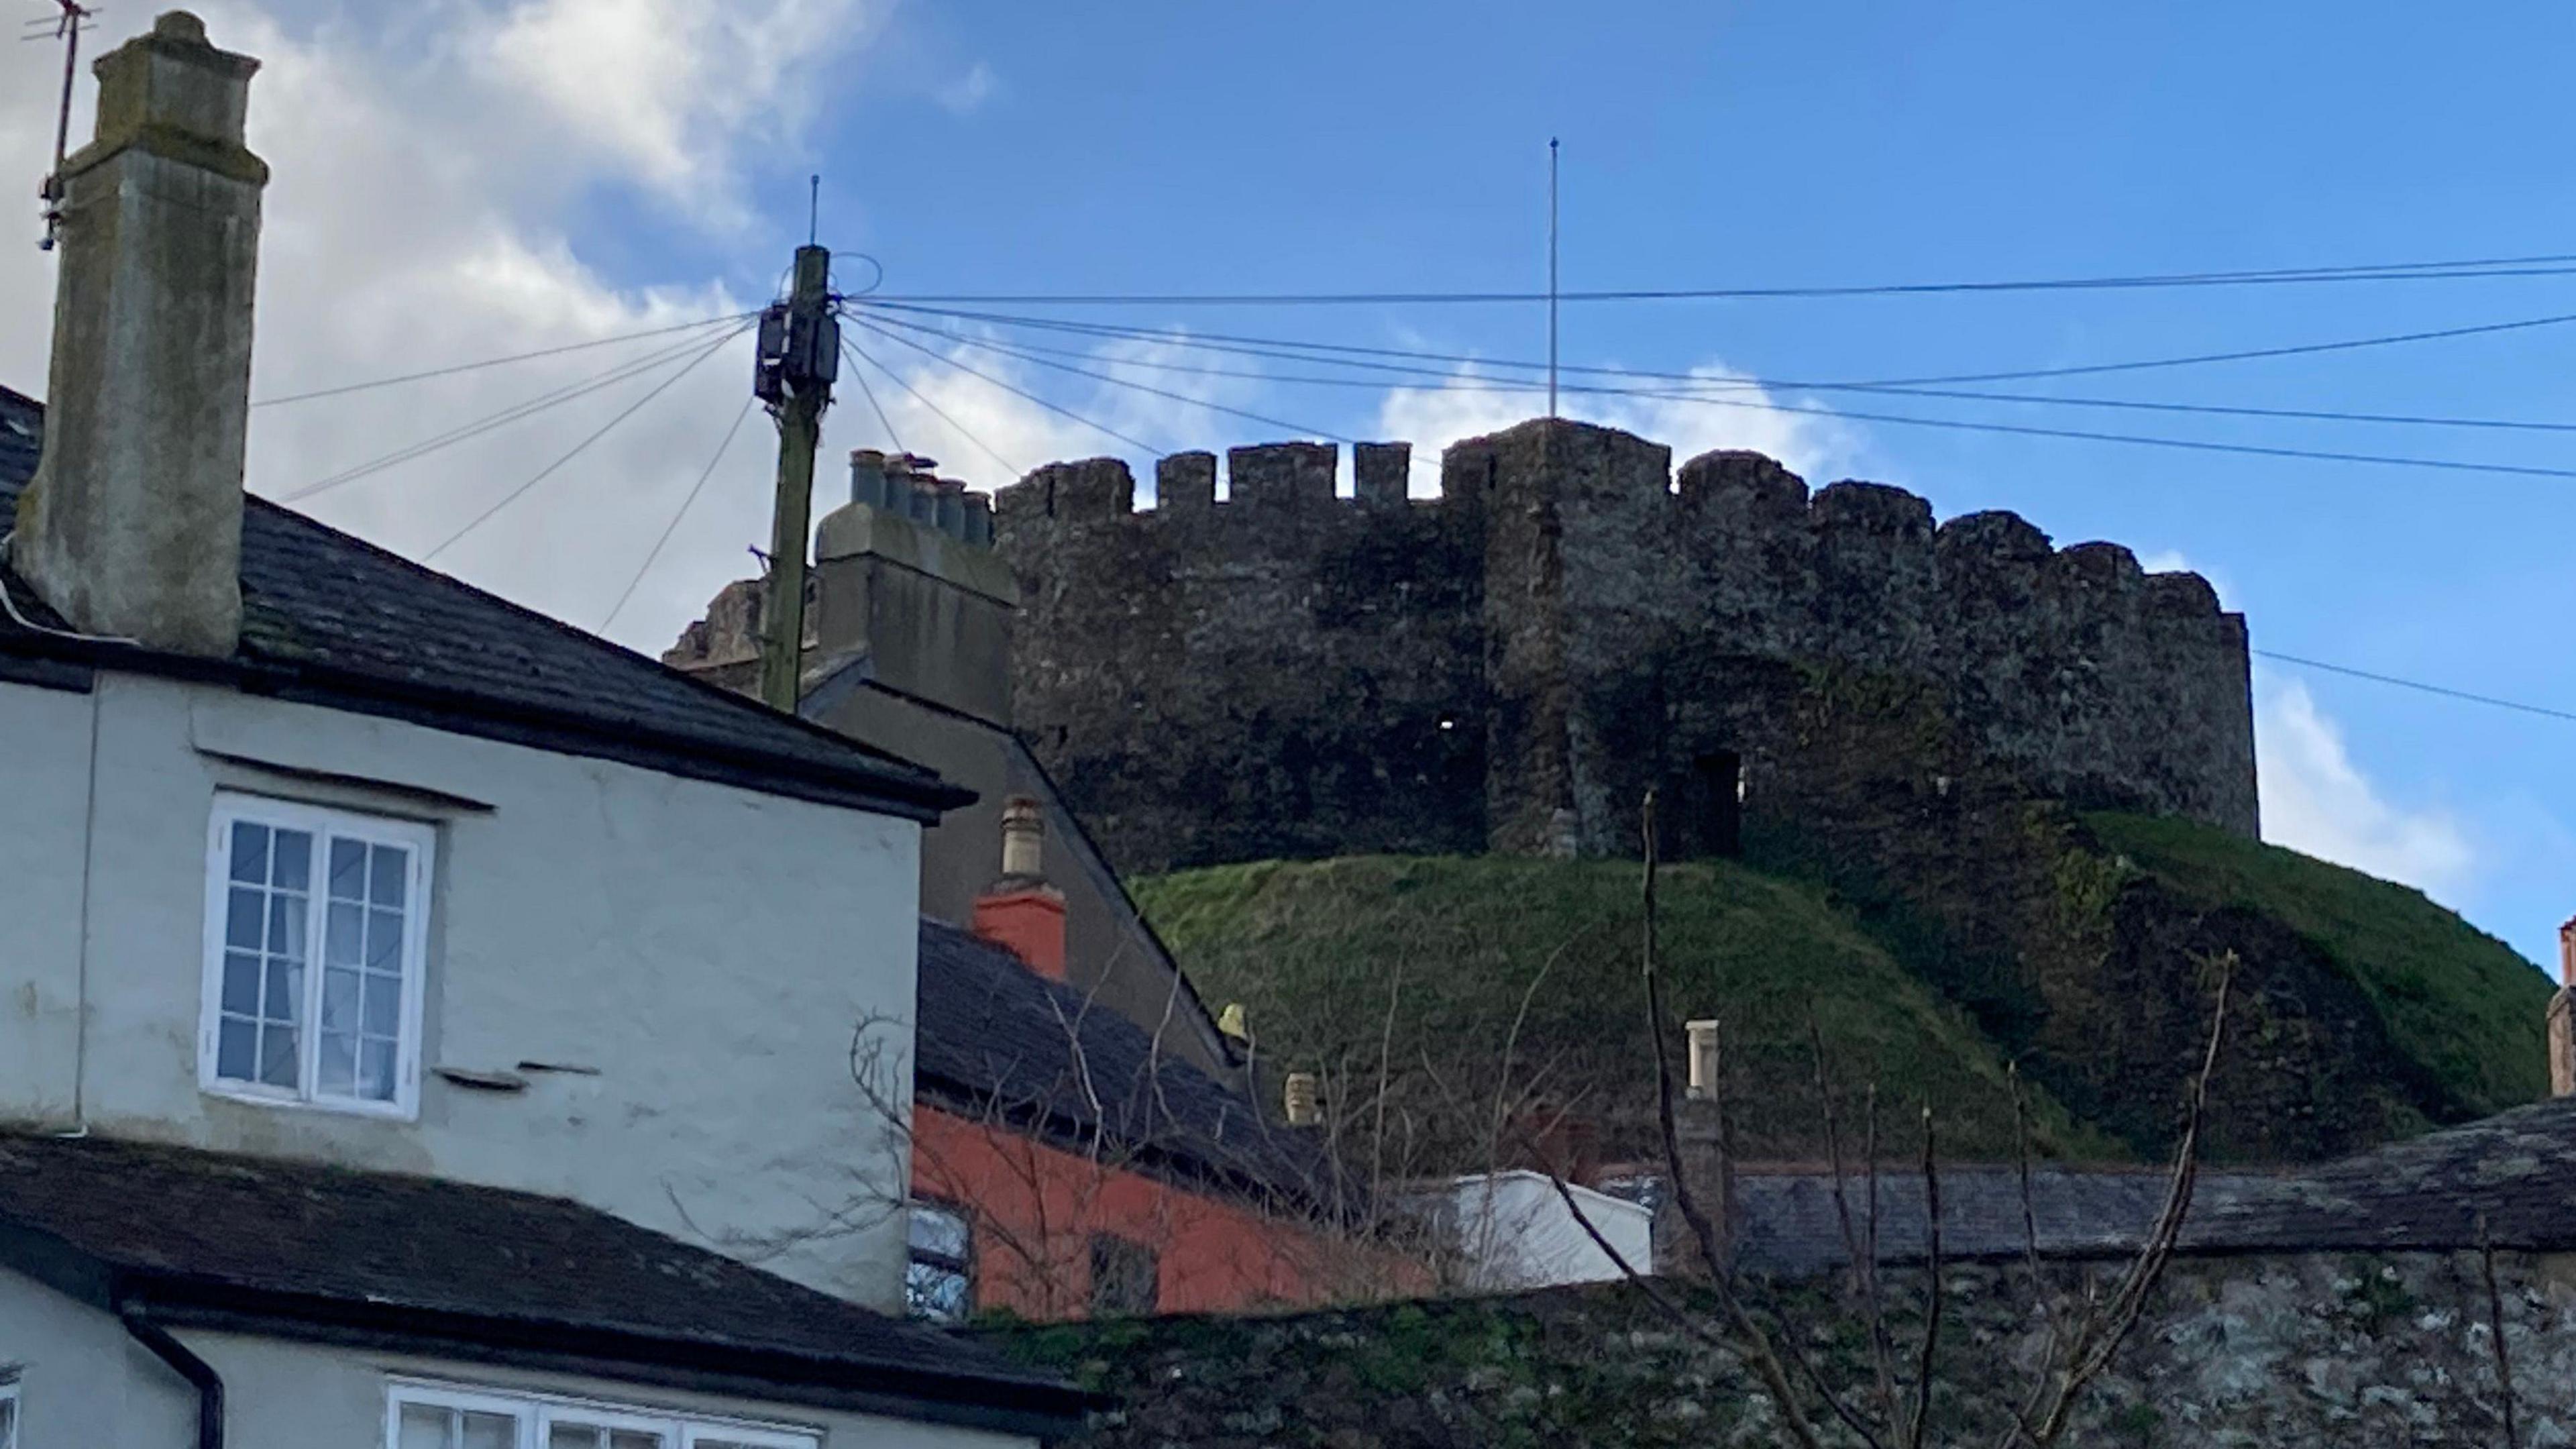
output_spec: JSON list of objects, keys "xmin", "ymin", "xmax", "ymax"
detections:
[{"xmin": 995, "ymin": 418, "xmax": 2257, "ymax": 875}]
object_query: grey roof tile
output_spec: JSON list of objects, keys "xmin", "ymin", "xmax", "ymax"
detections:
[
  {"xmin": 916, "ymin": 919, "xmax": 1340, "ymax": 1215},
  {"xmin": 0, "ymin": 1130, "xmax": 1087, "ymax": 1422},
  {"xmin": 0, "ymin": 384, "xmax": 965, "ymax": 819}
]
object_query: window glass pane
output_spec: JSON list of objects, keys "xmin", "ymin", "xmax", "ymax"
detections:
[
  {"xmin": 229, "ymin": 821, "xmax": 268, "ymax": 883},
  {"xmin": 258, "ymin": 1024, "xmax": 299, "ymax": 1088},
  {"xmin": 549, "ymin": 1426, "xmax": 604, "ymax": 1449},
  {"xmin": 321, "ymin": 967, "xmax": 360, "ymax": 1033},
  {"xmin": 907, "ymin": 1260, "xmax": 971, "ymax": 1323},
  {"xmin": 225, "ymin": 887, "xmax": 264, "ymax": 949},
  {"xmin": 217, "ymin": 1018, "xmax": 258, "ymax": 1079},
  {"xmin": 262, "ymin": 958, "xmax": 299, "ymax": 1022},
  {"xmin": 372, "ymin": 843, "xmax": 408, "ymax": 908},
  {"xmin": 222, "ymin": 951, "xmax": 262, "ymax": 1014},
  {"xmin": 368, "ymin": 907, "xmax": 405, "ymax": 969},
  {"xmin": 1089, "ymin": 1234, "xmax": 1159, "ymax": 1316},
  {"xmin": 610, "ymin": 1432, "xmax": 667, "ymax": 1449},
  {"xmin": 910, "ymin": 1204, "xmax": 970, "ymax": 1258},
  {"xmin": 329, "ymin": 837, "xmax": 368, "ymax": 900},
  {"xmin": 360, "ymin": 1038, "xmax": 398, "ymax": 1101},
  {"xmin": 326, "ymin": 901, "xmax": 363, "ymax": 967},
  {"xmin": 462, "ymin": 1412, "xmax": 517, "ymax": 1449},
  {"xmin": 398, "ymin": 1403, "xmax": 455, "ymax": 1449},
  {"xmin": 363, "ymin": 975, "xmax": 402, "ymax": 1036},
  {"xmin": 317, "ymin": 1029, "xmax": 357, "ymax": 1097},
  {"xmin": 266, "ymin": 893, "xmax": 306, "ymax": 959},
  {"xmin": 272, "ymin": 828, "xmax": 313, "ymax": 890}
]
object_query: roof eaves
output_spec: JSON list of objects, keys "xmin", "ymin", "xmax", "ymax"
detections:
[
  {"xmin": 0, "ymin": 626, "xmax": 970, "ymax": 822},
  {"xmin": 117, "ymin": 1277, "xmax": 1102, "ymax": 1437}
]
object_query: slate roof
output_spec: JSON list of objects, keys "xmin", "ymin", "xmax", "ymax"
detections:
[
  {"xmin": 0, "ymin": 1130, "xmax": 1089, "ymax": 1430},
  {"xmin": 915, "ymin": 919, "xmax": 1341, "ymax": 1216},
  {"xmin": 0, "ymin": 384, "xmax": 965, "ymax": 820},
  {"xmin": 1728, "ymin": 1165, "xmax": 2282, "ymax": 1276},
  {"xmin": 2183, "ymin": 1095, "xmax": 2576, "ymax": 1254},
  {"xmin": 1727, "ymin": 1099, "xmax": 2576, "ymax": 1276}
]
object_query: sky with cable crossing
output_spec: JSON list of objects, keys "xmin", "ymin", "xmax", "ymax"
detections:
[{"xmin": 2, "ymin": 1, "xmax": 2573, "ymax": 971}]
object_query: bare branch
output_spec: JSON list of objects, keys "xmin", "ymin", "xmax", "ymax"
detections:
[
  {"xmin": 1813, "ymin": 1014, "xmax": 1902, "ymax": 1438},
  {"xmin": 2017, "ymin": 952, "xmax": 2234, "ymax": 1446},
  {"xmin": 1906, "ymin": 1105, "xmax": 1942, "ymax": 1449},
  {"xmin": 2481, "ymin": 1212, "xmax": 2522, "ymax": 1449},
  {"xmin": 1633, "ymin": 791, "xmax": 1837, "ymax": 1449}
]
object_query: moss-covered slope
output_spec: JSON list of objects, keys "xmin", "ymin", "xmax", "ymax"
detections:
[
  {"xmin": 1134, "ymin": 822, "xmax": 2547, "ymax": 1168},
  {"xmin": 1136, "ymin": 855, "xmax": 2114, "ymax": 1167},
  {"xmin": 2086, "ymin": 812, "xmax": 2546, "ymax": 1117}
]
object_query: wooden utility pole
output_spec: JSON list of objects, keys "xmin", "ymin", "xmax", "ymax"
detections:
[{"xmin": 755, "ymin": 244, "xmax": 837, "ymax": 712}]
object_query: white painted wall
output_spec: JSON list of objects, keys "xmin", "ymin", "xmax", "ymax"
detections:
[
  {"xmin": 0, "ymin": 1269, "xmax": 1036, "ymax": 1449},
  {"xmin": 0, "ymin": 669, "xmax": 924, "ymax": 1307},
  {"xmin": 1440, "ymin": 1171, "xmax": 1653, "ymax": 1291}
]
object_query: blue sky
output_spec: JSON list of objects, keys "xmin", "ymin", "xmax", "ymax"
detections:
[{"xmin": 4, "ymin": 1, "xmax": 2571, "ymax": 967}]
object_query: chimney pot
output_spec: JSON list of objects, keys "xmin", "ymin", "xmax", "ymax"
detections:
[
  {"xmin": 1684, "ymin": 1019, "xmax": 1721, "ymax": 1101},
  {"xmin": 999, "ymin": 794, "xmax": 1044, "ymax": 881},
  {"xmin": 1283, "ymin": 1071, "xmax": 1321, "ymax": 1126},
  {"xmin": 849, "ymin": 448, "xmax": 888, "ymax": 508},
  {"xmin": 971, "ymin": 796, "xmax": 1066, "ymax": 979}
]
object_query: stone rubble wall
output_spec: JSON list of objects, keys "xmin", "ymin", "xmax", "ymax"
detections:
[{"xmin": 987, "ymin": 1252, "xmax": 2576, "ymax": 1448}]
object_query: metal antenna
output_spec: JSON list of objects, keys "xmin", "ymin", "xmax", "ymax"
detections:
[
  {"xmin": 808, "ymin": 173, "xmax": 820, "ymax": 247},
  {"xmin": 34, "ymin": 1, "xmax": 95, "ymax": 250},
  {"xmin": 1547, "ymin": 137, "xmax": 1560, "ymax": 419}
]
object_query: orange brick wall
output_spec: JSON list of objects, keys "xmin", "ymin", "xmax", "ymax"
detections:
[{"xmin": 912, "ymin": 1103, "xmax": 1351, "ymax": 1320}]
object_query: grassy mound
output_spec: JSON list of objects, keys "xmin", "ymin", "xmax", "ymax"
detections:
[
  {"xmin": 1136, "ymin": 855, "xmax": 2118, "ymax": 1169},
  {"xmin": 2085, "ymin": 812, "xmax": 2548, "ymax": 1118}
]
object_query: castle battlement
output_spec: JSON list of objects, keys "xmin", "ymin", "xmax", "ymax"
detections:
[
  {"xmin": 992, "ymin": 418, "xmax": 2256, "ymax": 873},
  {"xmin": 993, "ymin": 427, "xmax": 2226, "ymax": 631}
]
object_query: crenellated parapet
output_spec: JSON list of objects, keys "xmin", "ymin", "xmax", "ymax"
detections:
[{"xmin": 992, "ymin": 419, "xmax": 2256, "ymax": 873}]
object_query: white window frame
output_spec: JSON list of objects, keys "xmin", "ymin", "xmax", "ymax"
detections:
[
  {"xmin": 1, "ymin": 1374, "xmax": 19, "ymax": 1449},
  {"xmin": 388, "ymin": 1381, "xmax": 818, "ymax": 1449},
  {"xmin": 199, "ymin": 792, "xmax": 435, "ymax": 1120}
]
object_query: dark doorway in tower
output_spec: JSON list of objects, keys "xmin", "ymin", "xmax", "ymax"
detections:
[{"xmin": 1676, "ymin": 749, "xmax": 1743, "ymax": 859}]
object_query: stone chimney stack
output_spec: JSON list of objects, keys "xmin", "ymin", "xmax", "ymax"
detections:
[
  {"xmin": 2549, "ymin": 917, "xmax": 2576, "ymax": 1099},
  {"xmin": 12, "ymin": 12, "xmax": 266, "ymax": 658},
  {"xmin": 971, "ymin": 796, "xmax": 1067, "ymax": 980}
]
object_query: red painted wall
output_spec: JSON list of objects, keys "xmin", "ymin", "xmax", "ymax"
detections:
[{"xmin": 912, "ymin": 1103, "xmax": 1370, "ymax": 1320}]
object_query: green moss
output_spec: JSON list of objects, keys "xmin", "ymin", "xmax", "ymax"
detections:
[
  {"xmin": 2084, "ymin": 812, "xmax": 2549, "ymax": 1115},
  {"xmin": 1136, "ymin": 854, "xmax": 2118, "ymax": 1165}
]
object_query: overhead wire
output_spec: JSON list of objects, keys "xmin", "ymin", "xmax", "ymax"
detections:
[
  {"xmin": 279, "ymin": 324, "xmax": 751, "ymax": 504},
  {"xmin": 2255, "ymin": 651, "xmax": 2576, "ymax": 725},
  {"xmin": 850, "ymin": 312, "xmax": 1348, "ymax": 447},
  {"xmin": 419, "ymin": 323, "xmax": 747, "ymax": 563},
  {"xmin": 868, "ymin": 250, "xmax": 2576, "ymax": 307},
  {"xmin": 863, "ymin": 298, "xmax": 2576, "ymax": 398},
  {"xmin": 860, "ymin": 306, "xmax": 2576, "ymax": 435},
  {"xmin": 847, "ymin": 356, "xmax": 908, "ymax": 457},
  {"xmin": 600, "ymin": 393, "xmax": 759, "ymax": 631},
  {"xmin": 854, "ymin": 307, "xmax": 2576, "ymax": 483},
  {"xmin": 837, "ymin": 333, "xmax": 1024, "ymax": 478},
  {"xmin": 252, "ymin": 312, "xmax": 753, "ymax": 409},
  {"xmin": 843, "ymin": 313, "xmax": 1165, "ymax": 455}
]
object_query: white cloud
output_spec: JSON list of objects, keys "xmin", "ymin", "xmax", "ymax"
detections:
[
  {"xmin": 1377, "ymin": 364, "xmax": 1857, "ymax": 496},
  {"xmin": 0, "ymin": 0, "xmax": 883, "ymax": 655},
  {"xmin": 0, "ymin": 5, "xmax": 1860, "ymax": 665},
  {"xmin": 2136, "ymin": 548, "xmax": 2229, "ymax": 606},
  {"xmin": 2256, "ymin": 678, "xmax": 2475, "ymax": 902},
  {"xmin": 477, "ymin": 0, "xmax": 877, "ymax": 212},
  {"xmin": 936, "ymin": 60, "xmax": 997, "ymax": 115},
  {"xmin": 839, "ymin": 321, "xmax": 1277, "ymax": 503}
]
